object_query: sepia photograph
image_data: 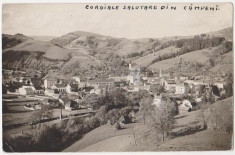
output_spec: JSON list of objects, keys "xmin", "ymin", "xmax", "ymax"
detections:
[{"xmin": 1, "ymin": 1, "xmax": 234, "ymax": 152}]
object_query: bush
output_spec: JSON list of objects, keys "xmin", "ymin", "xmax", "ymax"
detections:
[
  {"xmin": 88, "ymin": 116, "xmax": 100, "ymax": 129},
  {"xmin": 114, "ymin": 122, "xmax": 121, "ymax": 130},
  {"xmin": 35, "ymin": 124, "xmax": 63, "ymax": 152}
]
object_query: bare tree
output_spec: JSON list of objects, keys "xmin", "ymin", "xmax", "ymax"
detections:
[
  {"xmin": 139, "ymin": 97, "xmax": 152, "ymax": 125},
  {"xmin": 148, "ymin": 101, "xmax": 175, "ymax": 142}
]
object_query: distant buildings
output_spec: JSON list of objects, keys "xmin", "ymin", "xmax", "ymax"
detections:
[{"xmin": 44, "ymin": 77, "xmax": 57, "ymax": 89}]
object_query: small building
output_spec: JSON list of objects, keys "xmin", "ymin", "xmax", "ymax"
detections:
[
  {"xmin": 44, "ymin": 77, "xmax": 57, "ymax": 89},
  {"xmin": 164, "ymin": 79, "xmax": 176, "ymax": 91},
  {"xmin": 66, "ymin": 83, "xmax": 79, "ymax": 94},
  {"xmin": 87, "ymin": 78, "xmax": 115, "ymax": 89},
  {"xmin": 175, "ymin": 84, "xmax": 185, "ymax": 94},
  {"xmin": 59, "ymin": 97, "xmax": 76, "ymax": 111},
  {"xmin": 59, "ymin": 97, "xmax": 71, "ymax": 106},
  {"xmin": 52, "ymin": 84, "xmax": 67, "ymax": 93},
  {"xmin": 34, "ymin": 87, "xmax": 44, "ymax": 95},
  {"xmin": 213, "ymin": 81, "xmax": 224, "ymax": 90},
  {"xmin": 19, "ymin": 87, "xmax": 34, "ymax": 95}
]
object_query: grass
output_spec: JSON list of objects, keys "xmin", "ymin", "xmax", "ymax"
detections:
[
  {"xmin": 155, "ymin": 130, "xmax": 233, "ymax": 151},
  {"xmin": 148, "ymin": 46, "xmax": 224, "ymax": 71},
  {"xmin": 134, "ymin": 46, "xmax": 180, "ymax": 67},
  {"xmin": 63, "ymin": 123, "xmax": 138, "ymax": 152},
  {"xmin": 63, "ymin": 97, "xmax": 233, "ymax": 152}
]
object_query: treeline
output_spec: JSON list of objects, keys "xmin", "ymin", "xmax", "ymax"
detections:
[
  {"xmin": 2, "ymin": 50, "xmax": 46, "ymax": 69},
  {"xmin": 127, "ymin": 51, "xmax": 144, "ymax": 58},
  {"xmin": 151, "ymin": 36, "xmax": 229, "ymax": 65},
  {"xmin": 2, "ymin": 36, "xmax": 23, "ymax": 49}
]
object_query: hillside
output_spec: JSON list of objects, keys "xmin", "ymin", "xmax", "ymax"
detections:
[
  {"xmin": 30, "ymin": 36, "xmax": 56, "ymax": 41},
  {"xmin": 209, "ymin": 27, "xmax": 233, "ymax": 41},
  {"xmin": 3, "ymin": 39, "xmax": 71, "ymax": 60},
  {"xmin": 2, "ymin": 27, "xmax": 233, "ymax": 75},
  {"xmin": 209, "ymin": 51, "xmax": 234, "ymax": 73},
  {"xmin": 2, "ymin": 34, "xmax": 31, "ymax": 49},
  {"xmin": 51, "ymin": 31, "xmax": 153, "ymax": 57},
  {"xmin": 148, "ymin": 46, "xmax": 233, "ymax": 74},
  {"xmin": 134, "ymin": 46, "xmax": 180, "ymax": 67}
]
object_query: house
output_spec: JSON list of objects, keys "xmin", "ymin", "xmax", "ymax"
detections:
[
  {"xmin": 34, "ymin": 87, "xmax": 44, "ymax": 95},
  {"xmin": 90, "ymin": 88, "xmax": 101, "ymax": 95},
  {"xmin": 164, "ymin": 80, "xmax": 176, "ymax": 92},
  {"xmin": 19, "ymin": 87, "xmax": 34, "ymax": 95},
  {"xmin": 148, "ymin": 78, "xmax": 161, "ymax": 85},
  {"xmin": 59, "ymin": 97, "xmax": 75, "ymax": 111},
  {"xmin": 51, "ymin": 84, "xmax": 67, "ymax": 93},
  {"xmin": 135, "ymin": 85, "xmax": 151, "ymax": 91},
  {"xmin": 72, "ymin": 76, "xmax": 81, "ymax": 83},
  {"xmin": 66, "ymin": 83, "xmax": 78, "ymax": 94},
  {"xmin": 59, "ymin": 97, "xmax": 71, "ymax": 105},
  {"xmin": 180, "ymin": 99, "xmax": 197, "ymax": 112},
  {"xmin": 44, "ymin": 77, "xmax": 57, "ymax": 89},
  {"xmin": 64, "ymin": 102, "xmax": 76, "ymax": 111},
  {"xmin": 87, "ymin": 78, "xmax": 115, "ymax": 89},
  {"xmin": 213, "ymin": 81, "xmax": 224, "ymax": 90},
  {"xmin": 122, "ymin": 86, "xmax": 139, "ymax": 92},
  {"xmin": 45, "ymin": 89, "xmax": 55, "ymax": 97},
  {"xmin": 175, "ymin": 84, "xmax": 185, "ymax": 94}
]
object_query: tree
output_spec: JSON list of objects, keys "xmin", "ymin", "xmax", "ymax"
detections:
[
  {"xmin": 30, "ymin": 105, "xmax": 53, "ymax": 128},
  {"xmin": 148, "ymin": 101, "xmax": 175, "ymax": 142},
  {"xmin": 139, "ymin": 97, "xmax": 152, "ymax": 125}
]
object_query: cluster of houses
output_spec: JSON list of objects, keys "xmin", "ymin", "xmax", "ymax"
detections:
[{"xmin": 3, "ymin": 63, "xmax": 226, "ymax": 112}]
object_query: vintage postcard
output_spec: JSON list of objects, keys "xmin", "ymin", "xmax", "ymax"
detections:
[{"xmin": 1, "ymin": 2, "xmax": 234, "ymax": 152}]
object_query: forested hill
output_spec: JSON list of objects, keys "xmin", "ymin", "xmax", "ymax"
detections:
[{"xmin": 2, "ymin": 27, "xmax": 233, "ymax": 76}]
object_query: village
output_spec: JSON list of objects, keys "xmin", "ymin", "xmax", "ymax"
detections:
[{"xmin": 3, "ymin": 61, "xmax": 226, "ymax": 116}]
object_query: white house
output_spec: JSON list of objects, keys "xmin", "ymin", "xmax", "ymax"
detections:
[
  {"xmin": 19, "ymin": 87, "xmax": 34, "ymax": 95},
  {"xmin": 175, "ymin": 84, "xmax": 185, "ymax": 94},
  {"xmin": 72, "ymin": 76, "xmax": 81, "ymax": 83},
  {"xmin": 51, "ymin": 84, "xmax": 66, "ymax": 93},
  {"xmin": 44, "ymin": 77, "xmax": 57, "ymax": 89},
  {"xmin": 164, "ymin": 80, "xmax": 176, "ymax": 91},
  {"xmin": 90, "ymin": 88, "xmax": 102, "ymax": 95},
  {"xmin": 214, "ymin": 81, "xmax": 224, "ymax": 89}
]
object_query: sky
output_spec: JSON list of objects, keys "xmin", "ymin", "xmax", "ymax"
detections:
[{"xmin": 2, "ymin": 3, "xmax": 233, "ymax": 39}]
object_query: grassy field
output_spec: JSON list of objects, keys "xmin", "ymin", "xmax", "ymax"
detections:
[
  {"xmin": 63, "ymin": 98, "xmax": 233, "ymax": 152},
  {"xmin": 148, "ymin": 46, "xmax": 223, "ymax": 71},
  {"xmin": 134, "ymin": 46, "xmax": 180, "ymax": 67},
  {"xmin": 80, "ymin": 134, "xmax": 135, "ymax": 152},
  {"xmin": 63, "ymin": 123, "xmax": 138, "ymax": 152},
  {"xmin": 3, "ymin": 39, "xmax": 75, "ymax": 60}
]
